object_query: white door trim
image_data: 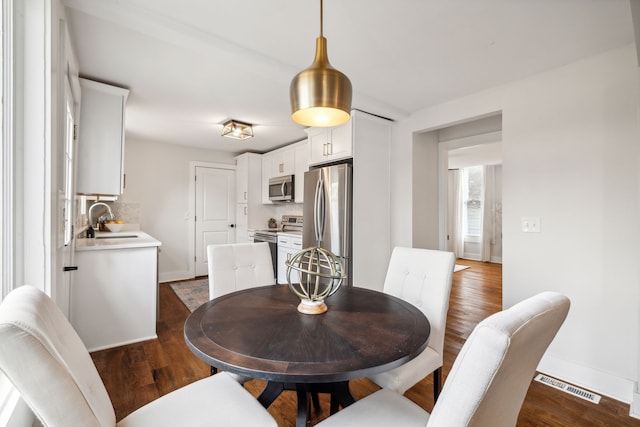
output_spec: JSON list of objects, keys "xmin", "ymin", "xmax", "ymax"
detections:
[
  {"xmin": 1, "ymin": 0, "xmax": 15, "ymax": 302},
  {"xmin": 187, "ymin": 161, "xmax": 235, "ymax": 279}
]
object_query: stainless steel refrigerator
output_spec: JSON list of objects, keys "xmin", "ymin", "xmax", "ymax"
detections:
[{"xmin": 303, "ymin": 163, "xmax": 352, "ymax": 286}]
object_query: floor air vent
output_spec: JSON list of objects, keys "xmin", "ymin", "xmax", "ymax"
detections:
[{"xmin": 534, "ymin": 374, "xmax": 601, "ymax": 404}]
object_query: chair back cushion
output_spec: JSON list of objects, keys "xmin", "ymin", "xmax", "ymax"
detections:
[
  {"xmin": 207, "ymin": 242, "xmax": 275, "ymax": 299},
  {"xmin": 0, "ymin": 286, "xmax": 116, "ymax": 427},
  {"xmin": 427, "ymin": 291, "xmax": 570, "ymax": 427},
  {"xmin": 383, "ymin": 247, "xmax": 455, "ymax": 358}
]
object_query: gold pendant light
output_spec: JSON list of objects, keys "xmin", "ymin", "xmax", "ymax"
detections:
[{"xmin": 290, "ymin": 0, "xmax": 352, "ymax": 127}]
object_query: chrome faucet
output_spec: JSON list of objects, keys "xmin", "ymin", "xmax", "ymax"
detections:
[{"xmin": 88, "ymin": 202, "xmax": 114, "ymax": 229}]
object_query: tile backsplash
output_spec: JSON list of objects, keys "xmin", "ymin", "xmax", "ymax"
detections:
[
  {"xmin": 110, "ymin": 201, "xmax": 141, "ymax": 224},
  {"xmin": 80, "ymin": 199, "xmax": 141, "ymax": 226}
]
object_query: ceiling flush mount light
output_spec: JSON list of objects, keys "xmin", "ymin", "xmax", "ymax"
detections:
[
  {"xmin": 290, "ymin": 0, "xmax": 352, "ymax": 127},
  {"xmin": 221, "ymin": 120, "xmax": 254, "ymax": 140}
]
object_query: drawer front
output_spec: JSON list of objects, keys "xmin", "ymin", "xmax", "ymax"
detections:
[{"xmin": 278, "ymin": 235, "xmax": 302, "ymax": 249}]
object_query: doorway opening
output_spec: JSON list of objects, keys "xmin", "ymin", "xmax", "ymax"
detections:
[
  {"xmin": 410, "ymin": 113, "xmax": 503, "ymax": 283},
  {"xmin": 432, "ymin": 115, "xmax": 502, "ymax": 265}
]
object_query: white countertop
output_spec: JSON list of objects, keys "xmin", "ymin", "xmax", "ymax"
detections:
[
  {"xmin": 278, "ymin": 231, "xmax": 302, "ymax": 239},
  {"xmin": 75, "ymin": 230, "xmax": 162, "ymax": 251}
]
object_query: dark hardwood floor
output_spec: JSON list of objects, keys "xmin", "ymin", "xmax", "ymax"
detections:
[{"xmin": 91, "ymin": 260, "xmax": 640, "ymax": 426}]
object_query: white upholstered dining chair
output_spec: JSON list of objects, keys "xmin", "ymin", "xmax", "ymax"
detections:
[
  {"xmin": 317, "ymin": 291, "xmax": 570, "ymax": 427},
  {"xmin": 207, "ymin": 242, "xmax": 275, "ymax": 378},
  {"xmin": 207, "ymin": 242, "xmax": 275, "ymax": 300},
  {"xmin": 367, "ymin": 247, "xmax": 455, "ymax": 404},
  {"xmin": 0, "ymin": 285, "xmax": 277, "ymax": 427}
]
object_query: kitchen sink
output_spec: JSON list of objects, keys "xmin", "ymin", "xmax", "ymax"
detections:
[{"xmin": 95, "ymin": 235, "xmax": 139, "ymax": 239}]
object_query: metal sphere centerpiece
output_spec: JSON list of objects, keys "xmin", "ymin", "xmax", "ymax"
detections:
[{"xmin": 286, "ymin": 246, "xmax": 346, "ymax": 314}]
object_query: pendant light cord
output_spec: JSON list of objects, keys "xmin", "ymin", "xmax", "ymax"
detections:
[{"xmin": 320, "ymin": 0, "xmax": 323, "ymax": 37}]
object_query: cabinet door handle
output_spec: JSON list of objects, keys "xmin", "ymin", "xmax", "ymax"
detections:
[
  {"xmin": 323, "ymin": 142, "xmax": 332, "ymax": 156},
  {"xmin": 63, "ymin": 266, "xmax": 78, "ymax": 272},
  {"xmin": 244, "ymin": 206, "xmax": 247, "ymax": 215},
  {"xmin": 244, "ymin": 191, "xmax": 247, "ymax": 201},
  {"xmin": 279, "ymin": 163, "xmax": 284, "ymax": 173}
]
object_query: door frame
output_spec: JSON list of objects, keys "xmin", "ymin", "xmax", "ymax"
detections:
[{"xmin": 187, "ymin": 161, "xmax": 236, "ymax": 279}]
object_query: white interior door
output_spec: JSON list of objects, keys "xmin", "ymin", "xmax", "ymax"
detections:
[
  {"xmin": 194, "ymin": 166, "xmax": 235, "ymax": 276},
  {"xmin": 57, "ymin": 76, "xmax": 78, "ymax": 318}
]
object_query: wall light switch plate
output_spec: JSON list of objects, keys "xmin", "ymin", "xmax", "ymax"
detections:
[{"xmin": 522, "ymin": 217, "xmax": 541, "ymax": 233}]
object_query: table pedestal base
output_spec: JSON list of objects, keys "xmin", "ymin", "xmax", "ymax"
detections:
[{"xmin": 258, "ymin": 381, "xmax": 355, "ymax": 426}]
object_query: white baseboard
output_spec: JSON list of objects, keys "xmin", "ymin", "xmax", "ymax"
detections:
[
  {"xmin": 538, "ymin": 354, "xmax": 634, "ymax": 404},
  {"xmin": 87, "ymin": 334, "xmax": 158, "ymax": 353},
  {"xmin": 159, "ymin": 271, "xmax": 193, "ymax": 284},
  {"xmin": 631, "ymin": 391, "xmax": 640, "ymax": 419}
]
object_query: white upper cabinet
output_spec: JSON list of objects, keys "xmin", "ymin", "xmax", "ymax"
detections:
[
  {"xmin": 261, "ymin": 152, "xmax": 274, "ymax": 204},
  {"xmin": 261, "ymin": 140, "xmax": 308, "ymax": 204},
  {"xmin": 236, "ymin": 153, "xmax": 272, "ymax": 241},
  {"xmin": 76, "ymin": 78, "xmax": 129, "ymax": 195},
  {"xmin": 236, "ymin": 152, "xmax": 263, "ymax": 205},
  {"xmin": 268, "ymin": 147, "xmax": 295, "ymax": 177},
  {"xmin": 236, "ymin": 154, "xmax": 250, "ymax": 203},
  {"xmin": 307, "ymin": 120, "xmax": 353, "ymax": 166}
]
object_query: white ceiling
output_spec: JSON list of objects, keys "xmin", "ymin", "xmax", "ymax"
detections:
[{"xmin": 63, "ymin": 0, "xmax": 635, "ymax": 154}]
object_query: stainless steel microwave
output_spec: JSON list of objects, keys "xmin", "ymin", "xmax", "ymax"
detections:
[{"xmin": 268, "ymin": 175, "xmax": 294, "ymax": 202}]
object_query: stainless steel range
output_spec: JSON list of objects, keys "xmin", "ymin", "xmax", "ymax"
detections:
[
  {"xmin": 280, "ymin": 214, "xmax": 303, "ymax": 234},
  {"xmin": 252, "ymin": 215, "xmax": 303, "ymax": 280}
]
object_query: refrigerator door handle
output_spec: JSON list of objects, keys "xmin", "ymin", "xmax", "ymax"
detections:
[{"xmin": 314, "ymin": 177, "xmax": 325, "ymax": 242}]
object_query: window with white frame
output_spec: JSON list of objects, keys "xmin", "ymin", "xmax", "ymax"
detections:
[{"xmin": 461, "ymin": 165, "xmax": 483, "ymax": 238}]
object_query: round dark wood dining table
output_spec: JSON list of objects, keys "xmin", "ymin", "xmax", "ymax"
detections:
[{"xmin": 184, "ymin": 284, "xmax": 430, "ymax": 426}]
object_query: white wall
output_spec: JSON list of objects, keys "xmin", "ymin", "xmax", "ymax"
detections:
[
  {"xmin": 390, "ymin": 44, "xmax": 640, "ymax": 405},
  {"xmin": 119, "ymin": 138, "xmax": 236, "ymax": 282},
  {"xmin": 411, "ymin": 131, "xmax": 439, "ymax": 249},
  {"xmin": 14, "ymin": 0, "xmax": 52, "ymax": 296}
]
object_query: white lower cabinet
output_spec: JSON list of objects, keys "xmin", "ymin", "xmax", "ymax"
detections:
[
  {"xmin": 71, "ymin": 246, "xmax": 158, "ymax": 351},
  {"xmin": 277, "ymin": 234, "xmax": 303, "ymax": 285}
]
